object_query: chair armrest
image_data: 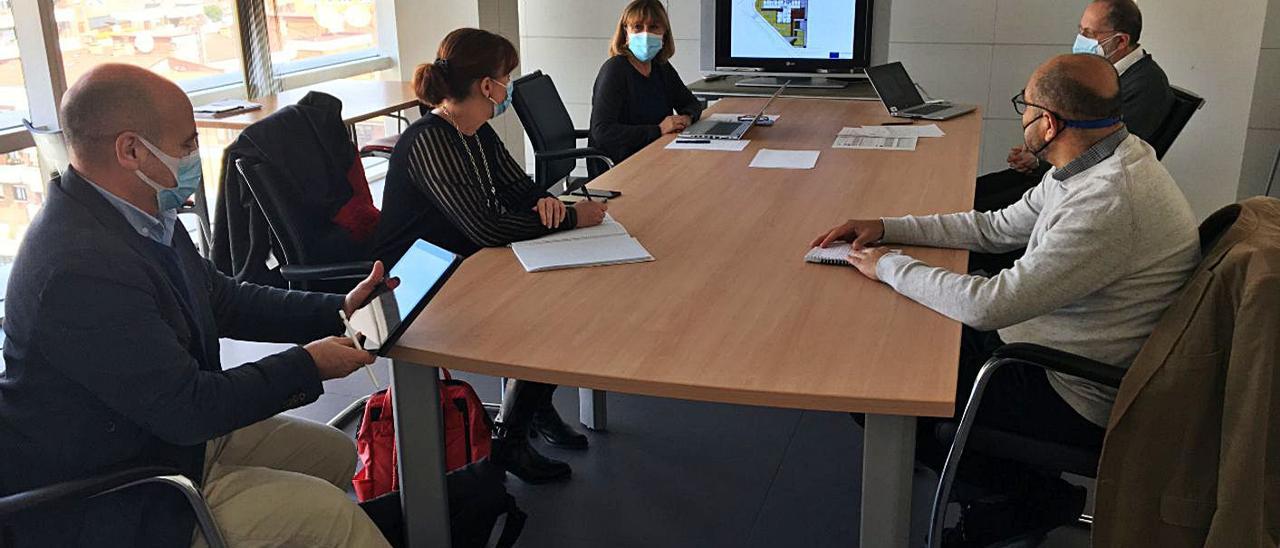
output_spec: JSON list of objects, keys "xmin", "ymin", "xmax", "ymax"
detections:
[
  {"xmin": 927, "ymin": 342, "xmax": 1124, "ymax": 547},
  {"xmin": 280, "ymin": 261, "xmax": 374, "ymax": 282},
  {"xmin": 991, "ymin": 343, "xmax": 1126, "ymax": 389},
  {"xmin": 0, "ymin": 466, "xmax": 179, "ymax": 519},
  {"xmin": 535, "ymin": 147, "xmax": 615, "ymax": 169},
  {"xmin": 574, "ymin": 129, "xmax": 590, "ymax": 140}
]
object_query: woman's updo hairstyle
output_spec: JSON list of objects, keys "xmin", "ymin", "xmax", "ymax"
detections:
[{"xmin": 413, "ymin": 28, "xmax": 520, "ymax": 106}]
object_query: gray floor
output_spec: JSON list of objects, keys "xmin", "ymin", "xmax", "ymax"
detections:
[{"xmin": 222, "ymin": 340, "xmax": 1091, "ymax": 548}]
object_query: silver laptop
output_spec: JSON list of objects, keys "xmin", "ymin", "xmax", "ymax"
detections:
[
  {"xmin": 680, "ymin": 84, "xmax": 787, "ymax": 140},
  {"xmin": 864, "ymin": 62, "xmax": 976, "ymax": 121}
]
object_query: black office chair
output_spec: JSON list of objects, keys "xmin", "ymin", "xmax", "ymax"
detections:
[
  {"xmin": 510, "ymin": 70, "xmax": 618, "ymax": 200},
  {"xmin": 235, "ymin": 157, "xmax": 374, "ymax": 292},
  {"xmin": 0, "ymin": 466, "xmax": 226, "ymax": 548},
  {"xmin": 925, "ymin": 206, "xmax": 1241, "ymax": 548},
  {"xmin": 1148, "ymin": 86, "xmax": 1205, "ymax": 160}
]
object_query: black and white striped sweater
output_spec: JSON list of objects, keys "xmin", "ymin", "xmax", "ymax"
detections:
[{"xmin": 374, "ymin": 113, "xmax": 576, "ymax": 261}]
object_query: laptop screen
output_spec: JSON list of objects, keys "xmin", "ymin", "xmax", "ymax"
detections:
[{"xmin": 865, "ymin": 62, "xmax": 926, "ymax": 112}]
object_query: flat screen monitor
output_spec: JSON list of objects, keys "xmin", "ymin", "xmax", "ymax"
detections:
[{"xmin": 714, "ymin": 0, "xmax": 873, "ymax": 73}]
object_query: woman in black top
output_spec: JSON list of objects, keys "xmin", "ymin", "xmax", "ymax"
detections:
[
  {"xmin": 374, "ymin": 28, "xmax": 608, "ymax": 484},
  {"xmin": 589, "ymin": 0, "xmax": 704, "ymax": 166}
]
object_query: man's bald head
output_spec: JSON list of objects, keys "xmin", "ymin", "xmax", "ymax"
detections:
[
  {"xmin": 1028, "ymin": 54, "xmax": 1121, "ymax": 121},
  {"xmin": 60, "ymin": 64, "xmax": 194, "ymax": 166}
]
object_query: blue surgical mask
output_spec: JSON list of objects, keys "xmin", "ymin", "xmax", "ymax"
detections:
[
  {"xmin": 488, "ymin": 78, "xmax": 513, "ymax": 118},
  {"xmin": 1072, "ymin": 33, "xmax": 1119, "ymax": 57},
  {"xmin": 627, "ymin": 32, "xmax": 663, "ymax": 63},
  {"xmin": 136, "ymin": 137, "xmax": 202, "ymax": 212}
]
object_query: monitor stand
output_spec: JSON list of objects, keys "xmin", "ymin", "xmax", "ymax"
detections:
[{"xmin": 734, "ymin": 76, "xmax": 849, "ymax": 89}]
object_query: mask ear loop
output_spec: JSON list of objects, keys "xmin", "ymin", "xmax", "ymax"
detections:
[
  {"xmin": 1023, "ymin": 111, "xmax": 1057, "ymax": 158},
  {"xmin": 1097, "ymin": 33, "xmax": 1124, "ymax": 59}
]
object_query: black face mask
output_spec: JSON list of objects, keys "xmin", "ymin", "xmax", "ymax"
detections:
[{"xmin": 1022, "ymin": 112, "xmax": 1056, "ymax": 160}]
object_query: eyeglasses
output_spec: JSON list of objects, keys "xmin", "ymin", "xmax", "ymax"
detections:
[
  {"xmin": 1078, "ymin": 27, "xmax": 1120, "ymax": 40},
  {"xmin": 1011, "ymin": 89, "xmax": 1053, "ymax": 116}
]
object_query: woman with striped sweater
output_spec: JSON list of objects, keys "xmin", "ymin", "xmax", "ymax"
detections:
[{"xmin": 374, "ymin": 28, "xmax": 607, "ymax": 484}]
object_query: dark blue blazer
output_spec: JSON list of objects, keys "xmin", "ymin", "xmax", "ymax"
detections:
[{"xmin": 0, "ymin": 169, "xmax": 345, "ymax": 547}]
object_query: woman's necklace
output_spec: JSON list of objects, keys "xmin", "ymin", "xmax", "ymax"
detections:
[{"xmin": 439, "ymin": 106, "xmax": 500, "ymax": 211}]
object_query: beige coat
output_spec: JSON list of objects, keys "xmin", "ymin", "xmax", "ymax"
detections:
[{"xmin": 1094, "ymin": 197, "xmax": 1280, "ymax": 547}]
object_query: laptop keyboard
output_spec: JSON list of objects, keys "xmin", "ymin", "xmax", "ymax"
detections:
[
  {"xmin": 908, "ymin": 103, "xmax": 950, "ymax": 115},
  {"xmin": 704, "ymin": 122, "xmax": 743, "ymax": 136}
]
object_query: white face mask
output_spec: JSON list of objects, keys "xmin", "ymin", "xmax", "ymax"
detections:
[
  {"xmin": 135, "ymin": 136, "xmax": 202, "ymax": 211},
  {"xmin": 1073, "ymin": 33, "xmax": 1121, "ymax": 58}
]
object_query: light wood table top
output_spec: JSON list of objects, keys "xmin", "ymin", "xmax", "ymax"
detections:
[
  {"xmin": 194, "ymin": 80, "xmax": 419, "ymax": 130},
  {"xmin": 390, "ymin": 98, "xmax": 982, "ymax": 417}
]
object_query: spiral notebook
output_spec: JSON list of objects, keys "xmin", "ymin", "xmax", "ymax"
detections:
[{"xmin": 804, "ymin": 243, "xmax": 855, "ymax": 266}]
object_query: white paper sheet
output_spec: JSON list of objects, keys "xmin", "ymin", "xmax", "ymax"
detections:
[
  {"xmin": 845, "ymin": 124, "xmax": 945, "ymax": 138},
  {"xmin": 832, "ymin": 134, "xmax": 918, "ymax": 151},
  {"xmin": 665, "ymin": 139, "xmax": 751, "ymax": 151},
  {"xmin": 749, "ymin": 149, "xmax": 820, "ymax": 169}
]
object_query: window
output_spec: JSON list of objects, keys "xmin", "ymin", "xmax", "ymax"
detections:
[
  {"xmin": 266, "ymin": 0, "xmax": 379, "ymax": 74},
  {"xmin": 0, "ymin": 148, "xmax": 42, "ymax": 262},
  {"xmin": 0, "ymin": 1, "xmax": 28, "ymax": 130},
  {"xmin": 56, "ymin": 0, "xmax": 244, "ymax": 93}
]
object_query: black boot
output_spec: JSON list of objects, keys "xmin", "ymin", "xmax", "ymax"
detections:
[
  {"xmin": 492, "ymin": 380, "xmax": 572, "ymax": 484},
  {"xmin": 491, "ymin": 427, "xmax": 571, "ymax": 484},
  {"xmin": 531, "ymin": 388, "xmax": 589, "ymax": 450}
]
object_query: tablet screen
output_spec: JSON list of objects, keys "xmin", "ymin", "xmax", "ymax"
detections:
[
  {"xmin": 379, "ymin": 240, "xmax": 458, "ymax": 336},
  {"xmin": 339, "ymin": 239, "xmax": 460, "ymax": 354}
]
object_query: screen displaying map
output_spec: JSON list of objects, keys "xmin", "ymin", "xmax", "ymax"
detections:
[{"xmin": 729, "ymin": 0, "xmax": 857, "ymax": 60}]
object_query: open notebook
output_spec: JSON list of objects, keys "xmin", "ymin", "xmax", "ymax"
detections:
[{"xmin": 512, "ymin": 214, "xmax": 654, "ymax": 272}]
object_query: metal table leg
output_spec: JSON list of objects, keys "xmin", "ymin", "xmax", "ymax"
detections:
[
  {"xmin": 391, "ymin": 359, "xmax": 451, "ymax": 547},
  {"xmin": 579, "ymin": 388, "xmax": 607, "ymax": 431},
  {"xmin": 861, "ymin": 414, "xmax": 917, "ymax": 548}
]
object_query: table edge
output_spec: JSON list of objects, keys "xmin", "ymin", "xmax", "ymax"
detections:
[{"xmin": 385, "ymin": 346, "xmax": 954, "ymax": 418}]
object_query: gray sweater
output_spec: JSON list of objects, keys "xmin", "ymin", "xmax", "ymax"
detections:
[{"xmin": 876, "ymin": 132, "xmax": 1200, "ymax": 426}]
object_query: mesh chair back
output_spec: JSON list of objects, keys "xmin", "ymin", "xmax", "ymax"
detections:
[
  {"xmin": 511, "ymin": 71, "xmax": 579, "ymax": 188},
  {"xmin": 1149, "ymin": 86, "xmax": 1205, "ymax": 160},
  {"xmin": 22, "ymin": 119, "xmax": 69, "ymax": 180}
]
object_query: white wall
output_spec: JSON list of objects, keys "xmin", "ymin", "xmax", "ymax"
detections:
[
  {"xmin": 1240, "ymin": 0, "xmax": 1280, "ymax": 199},
  {"xmin": 883, "ymin": 0, "xmax": 1092, "ymax": 179},
  {"xmin": 1139, "ymin": 0, "xmax": 1269, "ymax": 217}
]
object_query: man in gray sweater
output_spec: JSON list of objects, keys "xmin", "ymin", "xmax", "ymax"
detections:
[{"xmin": 814, "ymin": 54, "xmax": 1199, "ymax": 545}]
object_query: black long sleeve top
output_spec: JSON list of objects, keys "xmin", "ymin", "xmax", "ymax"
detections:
[
  {"xmin": 374, "ymin": 113, "xmax": 577, "ymax": 261},
  {"xmin": 588, "ymin": 55, "xmax": 704, "ymax": 164}
]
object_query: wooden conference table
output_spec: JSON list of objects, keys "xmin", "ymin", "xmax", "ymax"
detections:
[
  {"xmin": 193, "ymin": 79, "xmax": 419, "ymax": 132},
  {"xmin": 387, "ymin": 98, "xmax": 982, "ymax": 547}
]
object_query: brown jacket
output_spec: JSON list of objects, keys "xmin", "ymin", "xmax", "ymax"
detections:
[{"xmin": 1094, "ymin": 197, "xmax": 1280, "ymax": 547}]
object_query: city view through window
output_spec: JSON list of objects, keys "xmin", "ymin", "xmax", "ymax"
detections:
[{"xmin": 0, "ymin": 0, "xmax": 380, "ymax": 304}]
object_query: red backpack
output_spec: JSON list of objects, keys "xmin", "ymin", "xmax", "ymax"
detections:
[{"xmin": 352, "ymin": 369, "xmax": 493, "ymax": 502}]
